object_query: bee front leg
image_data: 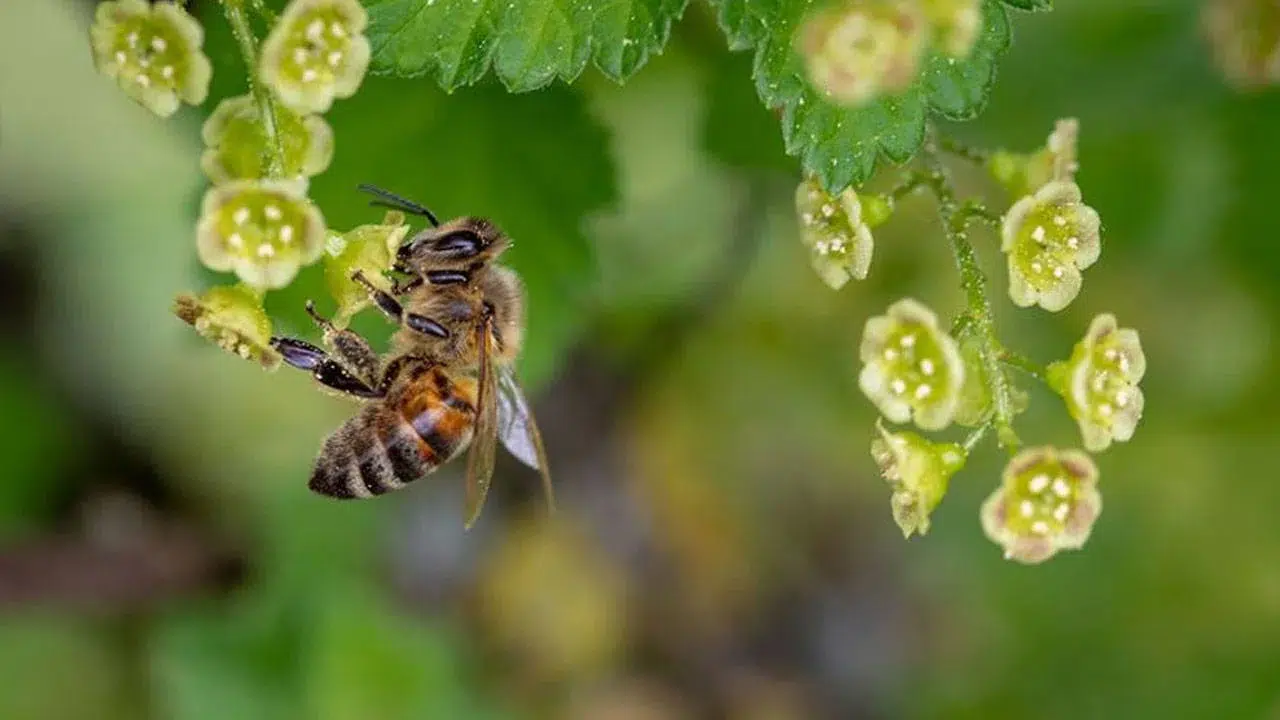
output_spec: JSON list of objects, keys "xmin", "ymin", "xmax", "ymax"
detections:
[{"xmin": 270, "ymin": 337, "xmax": 383, "ymax": 399}]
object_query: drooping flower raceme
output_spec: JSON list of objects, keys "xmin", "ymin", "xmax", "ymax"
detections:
[
  {"xmin": 859, "ymin": 299, "xmax": 964, "ymax": 431},
  {"xmin": 1001, "ymin": 180, "xmax": 1101, "ymax": 312},
  {"xmin": 795, "ymin": 178, "xmax": 888, "ymax": 289},
  {"xmin": 922, "ymin": 0, "xmax": 982, "ymax": 59},
  {"xmin": 261, "ymin": 0, "xmax": 371, "ymax": 114},
  {"xmin": 981, "ymin": 446, "xmax": 1101, "ymax": 564},
  {"xmin": 173, "ymin": 284, "xmax": 281, "ymax": 369},
  {"xmin": 196, "ymin": 180, "xmax": 326, "ymax": 291},
  {"xmin": 201, "ymin": 95, "xmax": 334, "ymax": 184},
  {"xmin": 796, "ymin": 0, "xmax": 928, "ymax": 106},
  {"xmin": 1048, "ymin": 314, "xmax": 1147, "ymax": 453},
  {"xmin": 324, "ymin": 211, "xmax": 412, "ymax": 326},
  {"xmin": 871, "ymin": 421, "xmax": 966, "ymax": 538},
  {"xmin": 89, "ymin": 0, "xmax": 212, "ymax": 118}
]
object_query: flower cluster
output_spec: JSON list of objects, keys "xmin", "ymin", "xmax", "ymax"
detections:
[
  {"xmin": 89, "ymin": 0, "xmax": 377, "ymax": 365},
  {"xmin": 794, "ymin": 178, "xmax": 888, "ymax": 289},
  {"xmin": 816, "ymin": 118, "xmax": 1144, "ymax": 565},
  {"xmin": 89, "ymin": 0, "xmax": 211, "ymax": 117},
  {"xmin": 795, "ymin": 0, "xmax": 985, "ymax": 105}
]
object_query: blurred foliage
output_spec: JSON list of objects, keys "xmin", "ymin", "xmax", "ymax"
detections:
[{"xmin": 3, "ymin": 0, "xmax": 1280, "ymax": 718}]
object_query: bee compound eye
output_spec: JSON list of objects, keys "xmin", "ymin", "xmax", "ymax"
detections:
[{"xmin": 431, "ymin": 230, "xmax": 483, "ymax": 256}]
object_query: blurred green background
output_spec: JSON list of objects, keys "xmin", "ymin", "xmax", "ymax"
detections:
[{"xmin": 3, "ymin": 0, "xmax": 1280, "ymax": 717}]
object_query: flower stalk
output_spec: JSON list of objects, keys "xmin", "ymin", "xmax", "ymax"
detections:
[
  {"xmin": 917, "ymin": 145, "xmax": 1021, "ymax": 451},
  {"xmin": 220, "ymin": 0, "xmax": 285, "ymax": 178}
]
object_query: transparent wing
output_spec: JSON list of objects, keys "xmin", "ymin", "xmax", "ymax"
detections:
[
  {"xmin": 496, "ymin": 367, "xmax": 556, "ymax": 515},
  {"xmin": 463, "ymin": 319, "xmax": 499, "ymax": 529}
]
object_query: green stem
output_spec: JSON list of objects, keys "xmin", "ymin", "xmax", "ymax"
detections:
[
  {"xmin": 962, "ymin": 422, "xmax": 991, "ymax": 453},
  {"xmin": 220, "ymin": 0, "xmax": 285, "ymax": 178},
  {"xmin": 920, "ymin": 146, "xmax": 1021, "ymax": 452},
  {"xmin": 247, "ymin": 0, "xmax": 278, "ymax": 23},
  {"xmin": 999, "ymin": 349, "xmax": 1047, "ymax": 383},
  {"xmin": 937, "ymin": 135, "xmax": 992, "ymax": 166}
]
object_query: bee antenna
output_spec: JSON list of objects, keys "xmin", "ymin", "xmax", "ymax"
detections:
[{"xmin": 357, "ymin": 184, "xmax": 440, "ymax": 227}]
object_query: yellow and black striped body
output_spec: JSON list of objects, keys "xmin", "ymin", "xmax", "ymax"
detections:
[{"xmin": 309, "ymin": 365, "xmax": 478, "ymax": 499}]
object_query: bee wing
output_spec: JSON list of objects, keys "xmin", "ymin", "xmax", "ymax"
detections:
[
  {"xmin": 463, "ymin": 317, "xmax": 499, "ymax": 529},
  {"xmin": 496, "ymin": 366, "xmax": 556, "ymax": 515}
]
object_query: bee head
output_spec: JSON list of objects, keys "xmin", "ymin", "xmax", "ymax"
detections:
[{"xmin": 395, "ymin": 217, "xmax": 511, "ymax": 275}]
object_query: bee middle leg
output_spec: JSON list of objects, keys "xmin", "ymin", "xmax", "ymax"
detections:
[
  {"xmin": 269, "ymin": 337, "xmax": 382, "ymax": 399},
  {"xmin": 303, "ymin": 301, "xmax": 381, "ymax": 384},
  {"xmin": 351, "ymin": 270, "xmax": 450, "ymax": 340}
]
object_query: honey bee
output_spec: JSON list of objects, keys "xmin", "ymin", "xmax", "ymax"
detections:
[{"xmin": 270, "ymin": 186, "xmax": 554, "ymax": 528}]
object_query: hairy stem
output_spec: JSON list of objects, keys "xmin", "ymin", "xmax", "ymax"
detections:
[
  {"xmin": 247, "ymin": 0, "xmax": 278, "ymax": 23},
  {"xmin": 962, "ymin": 422, "xmax": 991, "ymax": 453},
  {"xmin": 919, "ymin": 147, "xmax": 1021, "ymax": 452},
  {"xmin": 937, "ymin": 135, "xmax": 992, "ymax": 166},
  {"xmin": 220, "ymin": 0, "xmax": 285, "ymax": 178},
  {"xmin": 999, "ymin": 349, "xmax": 1047, "ymax": 383}
]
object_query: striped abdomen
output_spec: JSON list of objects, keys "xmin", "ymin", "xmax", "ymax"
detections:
[{"xmin": 308, "ymin": 367, "xmax": 477, "ymax": 499}]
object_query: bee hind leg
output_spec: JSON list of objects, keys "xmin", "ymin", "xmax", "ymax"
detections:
[{"xmin": 271, "ymin": 337, "xmax": 383, "ymax": 399}]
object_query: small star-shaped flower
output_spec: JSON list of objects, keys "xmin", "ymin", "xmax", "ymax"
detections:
[
  {"xmin": 795, "ymin": 178, "xmax": 884, "ymax": 289},
  {"xmin": 1001, "ymin": 180, "xmax": 1101, "ymax": 312},
  {"xmin": 201, "ymin": 94, "xmax": 334, "ymax": 185},
  {"xmin": 796, "ymin": 0, "xmax": 928, "ymax": 106},
  {"xmin": 261, "ymin": 0, "xmax": 371, "ymax": 115},
  {"xmin": 89, "ymin": 0, "xmax": 212, "ymax": 117},
  {"xmin": 859, "ymin": 298, "xmax": 965, "ymax": 431},
  {"xmin": 981, "ymin": 446, "xmax": 1101, "ymax": 564},
  {"xmin": 196, "ymin": 180, "xmax": 326, "ymax": 290},
  {"xmin": 1048, "ymin": 313, "xmax": 1147, "ymax": 452}
]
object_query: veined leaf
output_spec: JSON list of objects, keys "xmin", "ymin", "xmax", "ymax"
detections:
[
  {"xmin": 709, "ymin": 0, "xmax": 1012, "ymax": 193},
  {"xmin": 365, "ymin": 0, "xmax": 689, "ymax": 92}
]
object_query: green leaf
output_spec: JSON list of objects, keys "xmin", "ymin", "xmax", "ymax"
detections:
[
  {"xmin": 709, "ymin": 0, "xmax": 1011, "ymax": 193},
  {"xmin": 301, "ymin": 78, "xmax": 616, "ymax": 390},
  {"xmin": 365, "ymin": 0, "xmax": 689, "ymax": 92},
  {"xmin": 1000, "ymin": 0, "xmax": 1052, "ymax": 10}
]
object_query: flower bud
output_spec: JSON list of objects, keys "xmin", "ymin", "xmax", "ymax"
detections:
[{"xmin": 871, "ymin": 421, "xmax": 966, "ymax": 537}]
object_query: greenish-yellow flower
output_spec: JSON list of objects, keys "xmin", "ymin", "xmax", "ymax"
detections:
[
  {"xmin": 261, "ymin": 0, "xmax": 371, "ymax": 114},
  {"xmin": 89, "ymin": 0, "xmax": 212, "ymax": 117},
  {"xmin": 195, "ymin": 180, "xmax": 326, "ymax": 290},
  {"xmin": 173, "ymin": 284, "xmax": 280, "ymax": 369},
  {"xmin": 1001, "ymin": 180, "xmax": 1101, "ymax": 312},
  {"xmin": 859, "ymin": 298, "xmax": 965, "ymax": 431},
  {"xmin": 1048, "ymin": 314, "xmax": 1147, "ymax": 452},
  {"xmin": 201, "ymin": 95, "xmax": 334, "ymax": 184},
  {"xmin": 871, "ymin": 421, "xmax": 966, "ymax": 538},
  {"xmin": 981, "ymin": 446, "xmax": 1101, "ymax": 564}
]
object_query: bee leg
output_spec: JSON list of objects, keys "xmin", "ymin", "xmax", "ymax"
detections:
[
  {"xmin": 351, "ymin": 270, "xmax": 450, "ymax": 340},
  {"xmin": 305, "ymin": 301, "xmax": 381, "ymax": 384},
  {"xmin": 350, "ymin": 270, "xmax": 405, "ymax": 320},
  {"xmin": 270, "ymin": 337, "xmax": 383, "ymax": 399}
]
